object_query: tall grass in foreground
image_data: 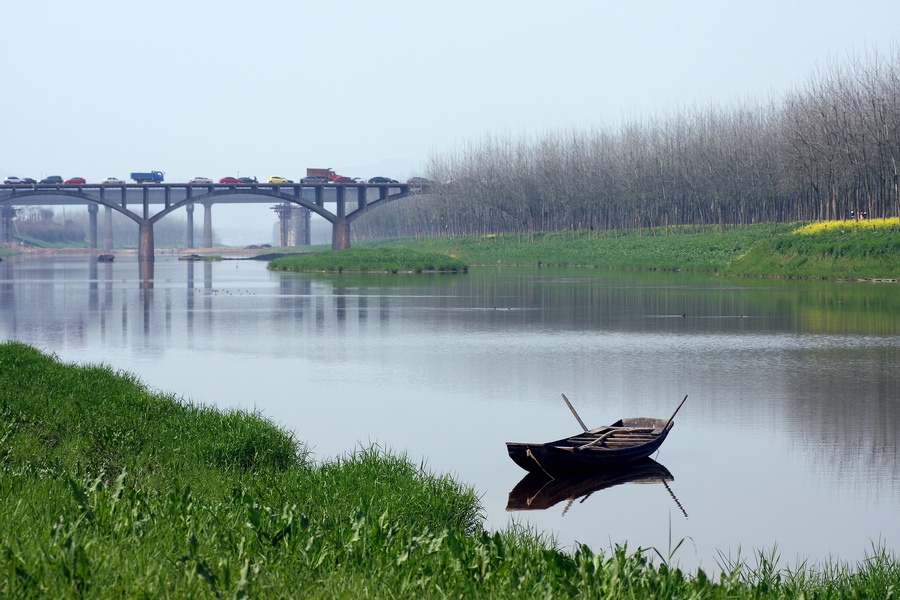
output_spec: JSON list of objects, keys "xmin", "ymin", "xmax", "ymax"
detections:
[{"xmin": 3, "ymin": 340, "xmax": 899, "ymax": 598}]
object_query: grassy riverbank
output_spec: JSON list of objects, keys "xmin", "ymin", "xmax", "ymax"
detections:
[
  {"xmin": 724, "ymin": 218, "xmax": 900, "ymax": 279},
  {"xmin": 7, "ymin": 219, "xmax": 899, "ymax": 279},
  {"xmin": 268, "ymin": 247, "xmax": 468, "ymax": 273},
  {"xmin": 2, "ymin": 341, "xmax": 899, "ymax": 598},
  {"xmin": 355, "ymin": 224, "xmax": 792, "ymax": 272},
  {"xmin": 343, "ymin": 220, "xmax": 900, "ymax": 279}
]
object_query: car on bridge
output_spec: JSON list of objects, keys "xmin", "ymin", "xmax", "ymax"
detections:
[
  {"xmin": 301, "ymin": 176, "xmax": 329, "ymax": 184},
  {"xmin": 267, "ymin": 176, "xmax": 293, "ymax": 184},
  {"xmin": 189, "ymin": 177, "xmax": 213, "ymax": 185},
  {"xmin": 332, "ymin": 176, "xmax": 354, "ymax": 184},
  {"xmin": 64, "ymin": 177, "xmax": 87, "ymax": 185},
  {"xmin": 3, "ymin": 176, "xmax": 24, "ymax": 185},
  {"xmin": 219, "ymin": 176, "xmax": 241, "ymax": 184},
  {"xmin": 367, "ymin": 176, "xmax": 398, "ymax": 184},
  {"xmin": 103, "ymin": 177, "xmax": 126, "ymax": 185},
  {"xmin": 40, "ymin": 176, "xmax": 64, "ymax": 184},
  {"xmin": 239, "ymin": 177, "xmax": 257, "ymax": 183}
]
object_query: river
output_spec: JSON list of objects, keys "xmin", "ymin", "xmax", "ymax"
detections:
[{"xmin": 2, "ymin": 252, "xmax": 898, "ymax": 572}]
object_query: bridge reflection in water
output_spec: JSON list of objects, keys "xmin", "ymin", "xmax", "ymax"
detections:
[{"xmin": 79, "ymin": 257, "xmax": 397, "ymax": 341}]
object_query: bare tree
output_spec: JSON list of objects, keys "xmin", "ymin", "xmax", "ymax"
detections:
[{"xmin": 354, "ymin": 47, "xmax": 900, "ymax": 241}]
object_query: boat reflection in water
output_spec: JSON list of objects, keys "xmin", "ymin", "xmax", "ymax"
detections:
[{"xmin": 506, "ymin": 458, "xmax": 687, "ymax": 518}]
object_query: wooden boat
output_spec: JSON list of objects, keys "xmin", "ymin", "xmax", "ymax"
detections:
[
  {"xmin": 506, "ymin": 458, "xmax": 673, "ymax": 512},
  {"xmin": 505, "ymin": 394, "xmax": 686, "ymax": 476}
]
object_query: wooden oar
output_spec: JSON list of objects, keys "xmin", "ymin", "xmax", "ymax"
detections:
[
  {"xmin": 662, "ymin": 394, "xmax": 689, "ymax": 431},
  {"xmin": 561, "ymin": 393, "xmax": 590, "ymax": 433}
]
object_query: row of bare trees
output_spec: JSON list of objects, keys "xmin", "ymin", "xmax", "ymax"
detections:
[{"xmin": 353, "ymin": 48, "xmax": 900, "ymax": 240}]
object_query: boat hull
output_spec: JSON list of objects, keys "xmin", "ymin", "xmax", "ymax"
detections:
[{"xmin": 506, "ymin": 418, "xmax": 673, "ymax": 476}]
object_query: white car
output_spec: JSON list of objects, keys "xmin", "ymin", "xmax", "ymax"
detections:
[
  {"xmin": 103, "ymin": 177, "xmax": 126, "ymax": 185},
  {"xmin": 189, "ymin": 177, "xmax": 213, "ymax": 184},
  {"xmin": 3, "ymin": 176, "xmax": 24, "ymax": 185}
]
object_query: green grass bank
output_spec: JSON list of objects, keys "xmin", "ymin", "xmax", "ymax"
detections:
[
  {"xmin": 338, "ymin": 221, "xmax": 900, "ymax": 279},
  {"xmin": 724, "ymin": 219, "xmax": 900, "ymax": 279},
  {"xmin": 268, "ymin": 247, "xmax": 468, "ymax": 273},
  {"xmin": 3, "ymin": 341, "xmax": 899, "ymax": 598}
]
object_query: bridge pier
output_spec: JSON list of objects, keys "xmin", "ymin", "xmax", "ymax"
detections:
[
  {"xmin": 273, "ymin": 203, "xmax": 311, "ymax": 246},
  {"xmin": 0, "ymin": 205, "xmax": 16, "ymax": 243},
  {"xmin": 202, "ymin": 202, "xmax": 213, "ymax": 248},
  {"xmin": 292, "ymin": 206, "xmax": 310, "ymax": 245},
  {"xmin": 332, "ymin": 218, "xmax": 350, "ymax": 250},
  {"xmin": 274, "ymin": 203, "xmax": 290, "ymax": 246},
  {"xmin": 139, "ymin": 260, "xmax": 154, "ymax": 285},
  {"xmin": 332, "ymin": 186, "xmax": 350, "ymax": 250},
  {"xmin": 139, "ymin": 220, "xmax": 154, "ymax": 263},
  {"xmin": 104, "ymin": 206, "xmax": 113, "ymax": 250},
  {"xmin": 186, "ymin": 202, "xmax": 195, "ymax": 249},
  {"xmin": 290, "ymin": 207, "xmax": 302, "ymax": 246},
  {"xmin": 87, "ymin": 204, "xmax": 98, "ymax": 248}
]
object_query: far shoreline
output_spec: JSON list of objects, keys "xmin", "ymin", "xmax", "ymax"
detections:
[{"xmin": 4, "ymin": 219, "xmax": 899, "ymax": 281}]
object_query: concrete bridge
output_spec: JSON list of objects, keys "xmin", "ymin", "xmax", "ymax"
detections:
[{"xmin": 0, "ymin": 180, "xmax": 428, "ymax": 261}]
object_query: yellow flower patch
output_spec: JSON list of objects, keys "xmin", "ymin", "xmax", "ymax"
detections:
[{"xmin": 793, "ymin": 218, "xmax": 898, "ymax": 234}]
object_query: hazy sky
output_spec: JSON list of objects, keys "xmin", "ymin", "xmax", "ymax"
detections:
[{"xmin": 2, "ymin": 0, "xmax": 897, "ymax": 239}]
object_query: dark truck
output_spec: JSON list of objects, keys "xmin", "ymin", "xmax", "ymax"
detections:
[{"xmin": 130, "ymin": 171, "xmax": 165, "ymax": 184}]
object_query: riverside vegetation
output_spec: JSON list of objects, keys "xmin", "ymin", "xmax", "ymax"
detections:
[
  {"xmin": 276, "ymin": 220, "xmax": 900, "ymax": 280},
  {"xmin": 354, "ymin": 50, "xmax": 900, "ymax": 242},
  {"xmin": 3, "ymin": 341, "xmax": 900, "ymax": 598},
  {"xmin": 268, "ymin": 247, "xmax": 467, "ymax": 273}
]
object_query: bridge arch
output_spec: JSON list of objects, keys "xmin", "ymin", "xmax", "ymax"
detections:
[
  {"xmin": 0, "ymin": 182, "xmax": 427, "ymax": 259},
  {"xmin": 1, "ymin": 189, "xmax": 138, "ymax": 221}
]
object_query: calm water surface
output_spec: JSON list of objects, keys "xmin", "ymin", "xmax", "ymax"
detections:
[{"xmin": 2, "ymin": 253, "xmax": 899, "ymax": 572}]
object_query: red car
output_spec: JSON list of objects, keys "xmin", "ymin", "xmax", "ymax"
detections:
[
  {"xmin": 332, "ymin": 176, "xmax": 354, "ymax": 184},
  {"xmin": 64, "ymin": 177, "xmax": 86, "ymax": 185},
  {"xmin": 219, "ymin": 176, "xmax": 241, "ymax": 184}
]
